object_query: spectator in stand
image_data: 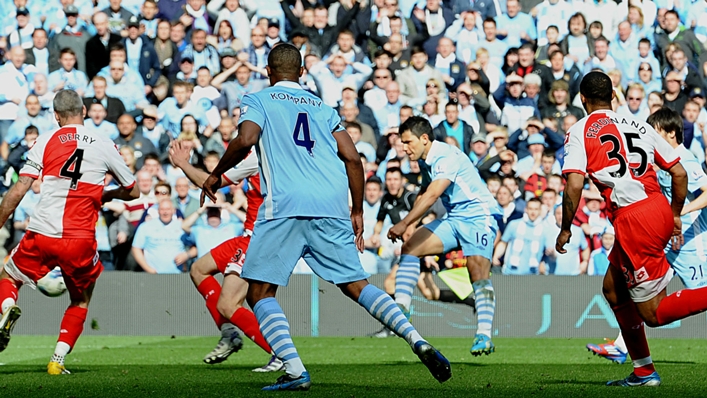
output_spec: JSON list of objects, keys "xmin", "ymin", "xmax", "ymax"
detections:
[
  {"xmin": 636, "ymin": 62, "xmax": 662, "ymax": 95},
  {"xmin": 308, "ymin": 55, "xmax": 372, "ymax": 107},
  {"xmin": 617, "ymin": 84, "xmax": 649, "ymax": 121},
  {"xmin": 175, "ymin": 29, "xmax": 220, "ymax": 77},
  {"xmin": 132, "ymin": 199, "xmax": 193, "ymax": 274},
  {"xmin": 583, "ymin": 36, "xmax": 616, "ymax": 75},
  {"xmin": 493, "ymin": 74, "xmax": 540, "ymax": 134},
  {"xmin": 559, "ymin": 13, "xmax": 591, "ymax": 69},
  {"xmin": 103, "ymin": 0, "xmax": 135, "ymax": 35},
  {"xmin": 237, "ymin": 27, "xmax": 270, "ymax": 81},
  {"xmin": 433, "ymin": 102, "xmax": 476, "ymax": 155},
  {"xmin": 83, "ymin": 76, "xmax": 126, "ymax": 124},
  {"xmin": 409, "ymin": 0, "xmax": 454, "ymax": 58},
  {"xmin": 542, "ymin": 80, "xmax": 584, "ymax": 128},
  {"xmin": 324, "ymin": 30, "xmax": 371, "ymax": 66},
  {"xmin": 478, "ymin": 18, "xmax": 508, "ymax": 70},
  {"xmin": 495, "ymin": 184, "xmax": 523, "ymax": 234},
  {"xmin": 50, "ymin": 5, "xmax": 91, "ymax": 74},
  {"xmin": 522, "ymin": 73, "xmax": 542, "ymax": 106},
  {"xmin": 346, "ymin": 121, "xmax": 376, "ymax": 163},
  {"xmin": 280, "ymin": 0, "xmax": 361, "ymax": 55},
  {"xmin": 515, "ymin": 134, "xmax": 561, "ymax": 177},
  {"xmin": 182, "ymin": 203, "xmax": 244, "ymax": 258},
  {"xmin": 48, "ymin": 48, "xmax": 89, "ymax": 97},
  {"xmin": 655, "ymin": 10, "xmax": 703, "ymax": 68},
  {"xmin": 340, "ymin": 101, "xmax": 378, "ymax": 146},
  {"xmin": 7, "ymin": 125, "xmax": 39, "ymax": 175},
  {"xmin": 115, "ymin": 114, "xmax": 158, "ymax": 169},
  {"xmin": 24, "ymin": 29, "xmax": 54, "ymax": 77},
  {"xmin": 4, "ymin": 94, "xmax": 54, "ymax": 155},
  {"xmin": 124, "ymin": 16, "xmax": 161, "ymax": 99},
  {"xmin": 495, "ymin": 0, "xmax": 536, "ymax": 49},
  {"xmin": 362, "ymin": 176, "xmax": 385, "ymax": 271},
  {"xmin": 664, "ymin": 47, "xmax": 702, "ymax": 95},
  {"xmin": 364, "ymin": 67, "xmax": 393, "ymax": 111},
  {"xmin": 630, "ymin": 39, "xmax": 660, "ymax": 84},
  {"xmin": 5, "ymin": 6, "xmax": 35, "ymax": 51},
  {"xmin": 205, "ymin": 118, "xmax": 235, "ymax": 157},
  {"xmin": 374, "ymin": 81, "xmax": 403, "ymax": 132},
  {"xmin": 86, "ymin": 12, "xmax": 123, "ymax": 80},
  {"xmin": 494, "ymin": 198, "xmax": 549, "ymax": 275},
  {"xmin": 172, "ymin": 177, "xmax": 199, "ymax": 218},
  {"xmin": 212, "ymin": 60, "xmax": 268, "ymax": 116},
  {"xmin": 431, "ymin": 38, "xmax": 465, "ymax": 92},
  {"xmin": 385, "ymin": 33, "xmax": 412, "ymax": 74},
  {"xmin": 532, "ymin": 0, "xmax": 572, "ymax": 47},
  {"xmin": 396, "ymin": 46, "xmax": 447, "ymax": 107},
  {"xmin": 88, "ymin": 60, "xmax": 149, "ymax": 112},
  {"xmin": 664, "ymin": 71, "xmax": 688, "ymax": 113},
  {"xmin": 587, "ymin": 225, "xmax": 614, "ymax": 276},
  {"xmin": 544, "ymin": 204, "xmax": 589, "ymax": 275},
  {"xmin": 207, "ymin": 20, "xmax": 245, "ymax": 53},
  {"xmin": 609, "ymin": 21, "xmax": 638, "ymax": 86},
  {"xmin": 444, "ymin": 10, "xmax": 483, "ymax": 65},
  {"xmin": 85, "ymin": 102, "xmax": 119, "ymax": 141},
  {"xmin": 153, "ymin": 20, "xmax": 178, "ymax": 79},
  {"xmin": 0, "ymin": 46, "xmax": 35, "ymax": 142},
  {"xmin": 158, "ymin": 81, "xmax": 212, "ymax": 138},
  {"xmin": 136, "ymin": 105, "xmax": 170, "ymax": 160},
  {"xmin": 507, "ymin": 116, "xmax": 564, "ymax": 160},
  {"xmin": 213, "ymin": 0, "xmax": 251, "ymax": 47}
]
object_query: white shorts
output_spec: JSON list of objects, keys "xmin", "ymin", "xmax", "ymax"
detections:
[{"xmin": 629, "ymin": 268, "xmax": 674, "ymax": 303}]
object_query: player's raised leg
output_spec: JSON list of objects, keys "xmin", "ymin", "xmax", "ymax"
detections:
[
  {"xmin": 586, "ymin": 334, "xmax": 628, "ymax": 364},
  {"xmin": 0, "ymin": 271, "xmax": 21, "ymax": 352},
  {"xmin": 190, "ymin": 251, "xmax": 243, "ymax": 364},
  {"xmin": 602, "ymin": 262, "xmax": 660, "ymax": 386}
]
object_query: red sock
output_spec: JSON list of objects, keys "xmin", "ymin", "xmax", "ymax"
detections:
[
  {"xmin": 656, "ymin": 287, "xmax": 707, "ymax": 325},
  {"xmin": 612, "ymin": 301, "xmax": 655, "ymax": 377},
  {"xmin": 57, "ymin": 306, "xmax": 88, "ymax": 350},
  {"xmin": 197, "ymin": 276, "xmax": 229, "ymax": 329},
  {"xmin": 230, "ymin": 307, "xmax": 271, "ymax": 354},
  {"xmin": 0, "ymin": 279, "xmax": 18, "ymax": 312}
]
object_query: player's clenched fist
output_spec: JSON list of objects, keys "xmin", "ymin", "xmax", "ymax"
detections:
[
  {"xmin": 388, "ymin": 221, "xmax": 408, "ymax": 243},
  {"xmin": 555, "ymin": 230, "xmax": 572, "ymax": 254}
]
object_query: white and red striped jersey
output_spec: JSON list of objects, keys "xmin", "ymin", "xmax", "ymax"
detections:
[
  {"xmin": 563, "ymin": 110, "xmax": 680, "ymax": 215},
  {"xmin": 19, "ymin": 124, "xmax": 136, "ymax": 239},
  {"xmin": 223, "ymin": 150, "xmax": 262, "ymax": 233}
]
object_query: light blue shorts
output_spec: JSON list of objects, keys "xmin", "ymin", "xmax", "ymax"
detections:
[
  {"xmin": 241, "ymin": 217, "xmax": 370, "ymax": 286},
  {"xmin": 666, "ymin": 250, "xmax": 707, "ymax": 289},
  {"xmin": 424, "ymin": 215, "xmax": 498, "ymax": 259}
]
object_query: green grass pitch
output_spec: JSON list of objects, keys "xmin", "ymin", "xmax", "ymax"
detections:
[{"xmin": 1, "ymin": 336, "xmax": 706, "ymax": 397}]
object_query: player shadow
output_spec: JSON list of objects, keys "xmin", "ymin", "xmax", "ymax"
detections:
[
  {"xmin": 542, "ymin": 379, "xmax": 608, "ymax": 387},
  {"xmin": 0, "ymin": 365, "xmax": 87, "ymax": 375},
  {"xmin": 653, "ymin": 360, "xmax": 696, "ymax": 364}
]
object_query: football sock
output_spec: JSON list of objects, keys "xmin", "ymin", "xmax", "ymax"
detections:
[
  {"xmin": 438, "ymin": 290, "xmax": 476, "ymax": 307},
  {"xmin": 395, "ymin": 254, "xmax": 420, "ymax": 312},
  {"xmin": 655, "ymin": 287, "xmax": 707, "ymax": 326},
  {"xmin": 473, "ymin": 279, "xmax": 495, "ymax": 338},
  {"xmin": 220, "ymin": 322, "xmax": 238, "ymax": 338},
  {"xmin": 54, "ymin": 306, "xmax": 88, "ymax": 364},
  {"xmin": 613, "ymin": 331, "xmax": 627, "ymax": 353},
  {"xmin": 612, "ymin": 301, "xmax": 654, "ymax": 377},
  {"xmin": 358, "ymin": 284, "xmax": 424, "ymax": 348},
  {"xmin": 0, "ymin": 279, "xmax": 18, "ymax": 314},
  {"xmin": 196, "ymin": 276, "xmax": 229, "ymax": 329},
  {"xmin": 230, "ymin": 307, "xmax": 271, "ymax": 353},
  {"xmin": 253, "ymin": 298, "xmax": 305, "ymax": 378}
]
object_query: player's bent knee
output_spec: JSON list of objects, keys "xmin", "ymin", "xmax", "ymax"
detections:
[
  {"xmin": 189, "ymin": 255, "xmax": 218, "ymax": 284},
  {"xmin": 338, "ymin": 279, "xmax": 368, "ymax": 301}
]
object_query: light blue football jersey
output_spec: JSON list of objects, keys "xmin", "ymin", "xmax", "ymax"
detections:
[
  {"xmin": 239, "ymin": 81, "xmax": 349, "ymax": 220},
  {"xmin": 419, "ymin": 140, "xmax": 502, "ymax": 219},
  {"xmin": 658, "ymin": 144, "xmax": 707, "ymax": 256}
]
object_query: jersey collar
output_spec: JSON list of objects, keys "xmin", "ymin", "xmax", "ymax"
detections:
[
  {"xmin": 424, "ymin": 140, "xmax": 443, "ymax": 166},
  {"xmin": 274, "ymin": 81, "xmax": 302, "ymax": 90}
]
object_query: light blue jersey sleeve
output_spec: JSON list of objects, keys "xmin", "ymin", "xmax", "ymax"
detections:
[
  {"xmin": 501, "ymin": 220, "xmax": 516, "ymax": 243},
  {"xmin": 132, "ymin": 223, "xmax": 147, "ymax": 249}
]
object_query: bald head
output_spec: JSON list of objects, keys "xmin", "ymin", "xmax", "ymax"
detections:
[{"xmin": 9, "ymin": 46, "xmax": 26, "ymax": 68}]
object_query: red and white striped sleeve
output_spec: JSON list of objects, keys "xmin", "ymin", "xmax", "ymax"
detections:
[{"xmin": 562, "ymin": 121, "xmax": 588, "ymax": 176}]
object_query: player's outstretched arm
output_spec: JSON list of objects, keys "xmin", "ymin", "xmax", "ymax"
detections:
[
  {"xmin": 555, "ymin": 172, "xmax": 584, "ymax": 254},
  {"xmin": 388, "ymin": 179, "xmax": 451, "ymax": 243},
  {"xmin": 334, "ymin": 130, "xmax": 366, "ymax": 251},
  {"xmin": 681, "ymin": 184, "xmax": 707, "ymax": 215},
  {"xmin": 202, "ymin": 121, "xmax": 260, "ymax": 205},
  {"xmin": 0, "ymin": 176, "xmax": 34, "ymax": 227}
]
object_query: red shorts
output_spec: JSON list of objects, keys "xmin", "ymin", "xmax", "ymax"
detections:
[
  {"xmin": 7, "ymin": 232, "xmax": 103, "ymax": 296},
  {"xmin": 609, "ymin": 194, "xmax": 673, "ymax": 300},
  {"xmin": 210, "ymin": 236, "xmax": 251, "ymax": 275}
]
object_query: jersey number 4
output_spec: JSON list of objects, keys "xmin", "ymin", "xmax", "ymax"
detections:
[
  {"xmin": 293, "ymin": 112, "xmax": 315, "ymax": 156},
  {"xmin": 60, "ymin": 148, "xmax": 84, "ymax": 190},
  {"xmin": 600, "ymin": 133, "xmax": 648, "ymax": 178}
]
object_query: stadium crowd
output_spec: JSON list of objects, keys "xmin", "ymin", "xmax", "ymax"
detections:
[{"xmin": 0, "ymin": 0, "xmax": 705, "ymax": 276}]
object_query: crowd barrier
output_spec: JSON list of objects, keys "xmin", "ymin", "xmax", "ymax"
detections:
[{"xmin": 13, "ymin": 273, "xmax": 706, "ymax": 338}]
